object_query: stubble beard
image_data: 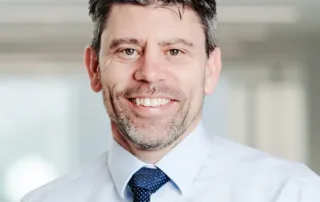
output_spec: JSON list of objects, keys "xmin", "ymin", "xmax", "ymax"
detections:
[{"xmin": 102, "ymin": 85, "xmax": 203, "ymax": 151}]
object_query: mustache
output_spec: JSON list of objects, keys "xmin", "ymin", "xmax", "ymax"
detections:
[{"xmin": 116, "ymin": 83, "xmax": 184, "ymax": 100}]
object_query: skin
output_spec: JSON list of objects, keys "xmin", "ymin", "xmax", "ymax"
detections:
[{"xmin": 84, "ymin": 4, "xmax": 221, "ymax": 164}]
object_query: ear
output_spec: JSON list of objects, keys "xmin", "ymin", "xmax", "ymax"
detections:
[
  {"xmin": 204, "ymin": 47, "xmax": 222, "ymax": 95},
  {"xmin": 84, "ymin": 45, "xmax": 102, "ymax": 92}
]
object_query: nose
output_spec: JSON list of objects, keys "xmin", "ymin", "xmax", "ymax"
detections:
[{"xmin": 133, "ymin": 48, "xmax": 166, "ymax": 83}]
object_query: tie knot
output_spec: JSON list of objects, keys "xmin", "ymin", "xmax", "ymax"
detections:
[{"xmin": 128, "ymin": 167, "xmax": 170, "ymax": 194}]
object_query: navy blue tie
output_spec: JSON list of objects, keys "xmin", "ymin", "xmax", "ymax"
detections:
[{"xmin": 128, "ymin": 167, "xmax": 170, "ymax": 202}]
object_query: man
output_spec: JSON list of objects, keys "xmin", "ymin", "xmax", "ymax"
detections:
[{"xmin": 22, "ymin": 0, "xmax": 320, "ymax": 202}]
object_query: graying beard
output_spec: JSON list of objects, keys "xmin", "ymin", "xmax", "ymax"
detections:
[
  {"xmin": 103, "ymin": 83, "xmax": 204, "ymax": 151},
  {"xmin": 115, "ymin": 113, "xmax": 185, "ymax": 151}
]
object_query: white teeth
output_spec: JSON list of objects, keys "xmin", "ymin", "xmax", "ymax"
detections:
[
  {"xmin": 145, "ymin": 98, "xmax": 150, "ymax": 107},
  {"xmin": 151, "ymin": 99, "xmax": 157, "ymax": 106},
  {"xmin": 133, "ymin": 98, "xmax": 171, "ymax": 107}
]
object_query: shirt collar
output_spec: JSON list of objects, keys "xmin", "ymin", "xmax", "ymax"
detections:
[
  {"xmin": 107, "ymin": 121, "xmax": 211, "ymax": 198},
  {"xmin": 107, "ymin": 136, "xmax": 146, "ymax": 199},
  {"xmin": 155, "ymin": 121, "xmax": 211, "ymax": 195}
]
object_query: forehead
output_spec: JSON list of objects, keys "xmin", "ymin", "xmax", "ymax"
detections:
[{"xmin": 102, "ymin": 4, "xmax": 205, "ymax": 47}]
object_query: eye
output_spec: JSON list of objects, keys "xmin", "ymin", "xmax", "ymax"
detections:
[
  {"xmin": 116, "ymin": 48, "xmax": 140, "ymax": 61},
  {"xmin": 168, "ymin": 49, "xmax": 181, "ymax": 56},
  {"xmin": 122, "ymin": 48, "xmax": 137, "ymax": 56}
]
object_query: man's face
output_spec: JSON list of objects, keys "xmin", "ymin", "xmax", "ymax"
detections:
[{"xmin": 85, "ymin": 4, "xmax": 221, "ymax": 151}]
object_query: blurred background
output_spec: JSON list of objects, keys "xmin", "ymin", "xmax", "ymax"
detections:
[{"xmin": 0, "ymin": 0, "xmax": 319, "ymax": 201}]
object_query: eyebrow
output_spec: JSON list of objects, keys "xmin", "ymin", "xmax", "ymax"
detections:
[
  {"xmin": 158, "ymin": 38, "xmax": 194, "ymax": 48},
  {"xmin": 108, "ymin": 38, "xmax": 143, "ymax": 49},
  {"xmin": 107, "ymin": 37, "xmax": 194, "ymax": 49}
]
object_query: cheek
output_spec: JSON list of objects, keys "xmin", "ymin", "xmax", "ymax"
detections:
[
  {"xmin": 173, "ymin": 63, "xmax": 206, "ymax": 93},
  {"xmin": 176, "ymin": 76, "xmax": 205, "ymax": 110},
  {"xmin": 100, "ymin": 64, "xmax": 135, "ymax": 113},
  {"xmin": 101, "ymin": 82, "xmax": 124, "ymax": 120},
  {"xmin": 180, "ymin": 73, "xmax": 206, "ymax": 107},
  {"xmin": 100, "ymin": 61, "xmax": 135, "ymax": 89},
  {"xmin": 101, "ymin": 87, "xmax": 116, "ymax": 119}
]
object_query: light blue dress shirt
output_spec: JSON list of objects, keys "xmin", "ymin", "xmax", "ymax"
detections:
[{"xmin": 21, "ymin": 122, "xmax": 320, "ymax": 202}]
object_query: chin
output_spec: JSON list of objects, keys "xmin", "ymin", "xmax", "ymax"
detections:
[{"xmin": 124, "ymin": 125, "xmax": 181, "ymax": 150}]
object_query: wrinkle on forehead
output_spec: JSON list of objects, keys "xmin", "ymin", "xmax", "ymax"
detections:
[{"xmin": 100, "ymin": 4, "xmax": 205, "ymax": 54}]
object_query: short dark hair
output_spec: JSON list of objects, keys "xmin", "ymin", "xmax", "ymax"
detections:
[{"xmin": 88, "ymin": 0, "xmax": 217, "ymax": 57}]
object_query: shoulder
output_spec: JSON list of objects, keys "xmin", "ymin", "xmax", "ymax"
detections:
[
  {"xmin": 200, "ymin": 136, "xmax": 320, "ymax": 201},
  {"xmin": 205, "ymin": 135, "xmax": 319, "ymax": 183},
  {"xmin": 275, "ymin": 174, "xmax": 320, "ymax": 202},
  {"xmin": 21, "ymin": 152, "xmax": 111, "ymax": 202}
]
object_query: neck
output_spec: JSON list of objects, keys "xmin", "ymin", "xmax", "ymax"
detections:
[{"xmin": 111, "ymin": 118, "xmax": 201, "ymax": 164}]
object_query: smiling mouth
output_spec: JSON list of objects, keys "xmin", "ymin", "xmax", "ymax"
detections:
[{"xmin": 128, "ymin": 98, "xmax": 172, "ymax": 107}]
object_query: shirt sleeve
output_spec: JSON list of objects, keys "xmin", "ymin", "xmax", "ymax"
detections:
[
  {"xmin": 298, "ymin": 176, "xmax": 320, "ymax": 202},
  {"xmin": 276, "ymin": 175, "xmax": 320, "ymax": 202},
  {"xmin": 20, "ymin": 195, "xmax": 30, "ymax": 202}
]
